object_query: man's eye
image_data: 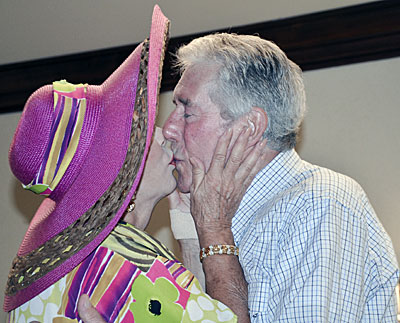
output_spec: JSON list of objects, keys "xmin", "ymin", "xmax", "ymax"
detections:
[{"xmin": 183, "ymin": 113, "xmax": 192, "ymax": 118}]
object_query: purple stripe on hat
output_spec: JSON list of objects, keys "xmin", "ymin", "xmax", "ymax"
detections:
[
  {"xmin": 55, "ymin": 97, "xmax": 80, "ymax": 176},
  {"xmin": 67, "ymin": 99, "xmax": 81, "ymax": 146},
  {"xmin": 37, "ymin": 95, "xmax": 65, "ymax": 184}
]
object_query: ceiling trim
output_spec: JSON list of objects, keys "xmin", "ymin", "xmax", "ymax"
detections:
[{"xmin": 1, "ymin": 0, "xmax": 399, "ymax": 113}]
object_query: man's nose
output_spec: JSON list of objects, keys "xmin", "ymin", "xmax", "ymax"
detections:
[{"xmin": 163, "ymin": 109, "xmax": 182, "ymax": 143}]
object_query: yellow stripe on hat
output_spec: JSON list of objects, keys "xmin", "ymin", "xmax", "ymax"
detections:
[
  {"xmin": 51, "ymin": 99, "xmax": 86, "ymax": 191},
  {"xmin": 23, "ymin": 80, "xmax": 87, "ymax": 196},
  {"xmin": 42, "ymin": 97, "xmax": 73, "ymax": 185}
]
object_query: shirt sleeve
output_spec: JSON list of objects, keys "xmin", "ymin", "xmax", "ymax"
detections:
[{"xmin": 245, "ymin": 196, "xmax": 398, "ymax": 323}]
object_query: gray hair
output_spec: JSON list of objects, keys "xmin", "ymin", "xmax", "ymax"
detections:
[{"xmin": 174, "ymin": 33, "xmax": 306, "ymax": 151}]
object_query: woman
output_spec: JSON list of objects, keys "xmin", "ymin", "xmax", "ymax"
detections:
[
  {"xmin": 123, "ymin": 126, "xmax": 176, "ymax": 231},
  {"xmin": 4, "ymin": 6, "xmax": 257, "ymax": 322}
]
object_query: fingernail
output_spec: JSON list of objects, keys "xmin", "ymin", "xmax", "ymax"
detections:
[
  {"xmin": 223, "ymin": 128, "xmax": 232, "ymax": 138},
  {"xmin": 224, "ymin": 127, "xmax": 232, "ymax": 133},
  {"xmin": 258, "ymin": 139, "xmax": 267, "ymax": 146}
]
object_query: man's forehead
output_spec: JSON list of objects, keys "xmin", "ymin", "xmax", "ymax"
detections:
[
  {"xmin": 178, "ymin": 65, "xmax": 216, "ymax": 87},
  {"xmin": 173, "ymin": 69, "xmax": 215, "ymax": 105}
]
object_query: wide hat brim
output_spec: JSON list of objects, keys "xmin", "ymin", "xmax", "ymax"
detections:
[{"xmin": 4, "ymin": 5, "xmax": 169, "ymax": 311}]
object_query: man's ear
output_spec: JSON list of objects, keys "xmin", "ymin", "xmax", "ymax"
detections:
[{"xmin": 245, "ymin": 107, "xmax": 268, "ymax": 145}]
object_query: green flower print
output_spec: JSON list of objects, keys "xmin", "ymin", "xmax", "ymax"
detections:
[{"xmin": 130, "ymin": 274, "xmax": 184, "ymax": 322}]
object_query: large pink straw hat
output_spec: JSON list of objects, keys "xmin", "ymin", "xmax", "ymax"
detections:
[{"xmin": 4, "ymin": 5, "xmax": 169, "ymax": 311}]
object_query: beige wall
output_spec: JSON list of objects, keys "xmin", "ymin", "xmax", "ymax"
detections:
[{"xmin": 0, "ymin": 0, "xmax": 375, "ymax": 65}]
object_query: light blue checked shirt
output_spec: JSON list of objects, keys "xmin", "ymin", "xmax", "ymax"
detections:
[{"xmin": 232, "ymin": 149, "xmax": 399, "ymax": 322}]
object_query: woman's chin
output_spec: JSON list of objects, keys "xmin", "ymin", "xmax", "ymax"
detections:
[
  {"xmin": 166, "ymin": 178, "xmax": 178, "ymax": 196},
  {"xmin": 155, "ymin": 176, "xmax": 177, "ymax": 200}
]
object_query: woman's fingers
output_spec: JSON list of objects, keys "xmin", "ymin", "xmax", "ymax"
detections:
[
  {"xmin": 223, "ymin": 127, "xmax": 252, "ymax": 177},
  {"xmin": 168, "ymin": 189, "xmax": 191, "ymax": 211},
  {"xmin": 195, "ymin": 125, "xmax": 265, "ymax": 195},
  {"xmin": 207, "ymin": 127, "xmax": 233, "ymax": 177},
  {"xmin": 78, "ymin": 295, "xmax": 106, "ymax": 323}
]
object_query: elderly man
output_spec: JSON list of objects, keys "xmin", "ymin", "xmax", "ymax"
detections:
[
  {"xmin": 79, "ymin": 33, "xmax": 399, "ymax": 322},
  {"xmin": 162, "ymin": 33, "xmax": 399, "ymax": 322}
]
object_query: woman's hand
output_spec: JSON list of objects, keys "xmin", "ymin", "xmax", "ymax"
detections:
[
  {"xmin": 168, "ymin": 189, "xmax": 198, "ymax": 241},
  {"xmin": 168, "ymin": 189, "xmax": 205, "ymax": 286},
  {"xmin": 189, "ymin": 127, "xmax": 267, "ymax": 246},
  {"xmin": 168, "ymin": 189, "xmax": 190, "ymax": 213}
]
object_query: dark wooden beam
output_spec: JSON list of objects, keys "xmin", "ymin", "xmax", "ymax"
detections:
[{"xmin": 1, "ymin": 0, "xmax": 399, "ymax": 113}]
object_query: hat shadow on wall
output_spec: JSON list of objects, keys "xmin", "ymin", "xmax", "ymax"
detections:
[{"xmin": 11, "ymin": 178, "xmax": 42, "ymax": 223}]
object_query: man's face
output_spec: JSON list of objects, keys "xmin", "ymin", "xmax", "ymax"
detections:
[{"xmin": 163, "ymin": 65, "xmax": 228, "ymax": 193}]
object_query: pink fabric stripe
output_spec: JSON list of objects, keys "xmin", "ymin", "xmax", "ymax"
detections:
[
  {"xmin": 54, "ymin": 86, "xmax": 86, "ymax": 99},
  {"xmin": 97, "ymin": 261, "xmax": 137, "ymax": 322},
  {"xmin": 65, "ymin": 248, "xmax": 109, "ymax": 318},
  {"xmin": 64, "ymin": 247, "xmax": 139, "ymax": 322}
]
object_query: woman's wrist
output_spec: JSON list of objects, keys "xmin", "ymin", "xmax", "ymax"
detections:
[{"xmin": 169, "ymin": 209, "xmax": 198, "ymax": 240}]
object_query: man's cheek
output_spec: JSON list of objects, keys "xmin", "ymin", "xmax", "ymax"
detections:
[{"xmin": 185, "ymin": 136, "xmax": 202, "ymax": 158}]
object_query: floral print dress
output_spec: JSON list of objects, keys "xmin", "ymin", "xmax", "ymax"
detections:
[{"xmin": 8, "ymin": 222, "xmax": 237, "ymax": 323}]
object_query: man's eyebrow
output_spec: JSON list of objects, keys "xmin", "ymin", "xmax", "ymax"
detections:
[{"xmin": 173, "ymin": 96, "xmax": 191, "ymax": 107}]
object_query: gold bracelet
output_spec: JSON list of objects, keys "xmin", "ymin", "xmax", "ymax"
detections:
[{"xmin": 200, "ymin": 244, "xmax": 239, "ymax": 262}]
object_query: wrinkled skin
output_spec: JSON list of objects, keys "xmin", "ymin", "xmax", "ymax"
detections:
[{"xmin": 163, "ymin": 64, "xmax": 230, "ymax": 193}]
